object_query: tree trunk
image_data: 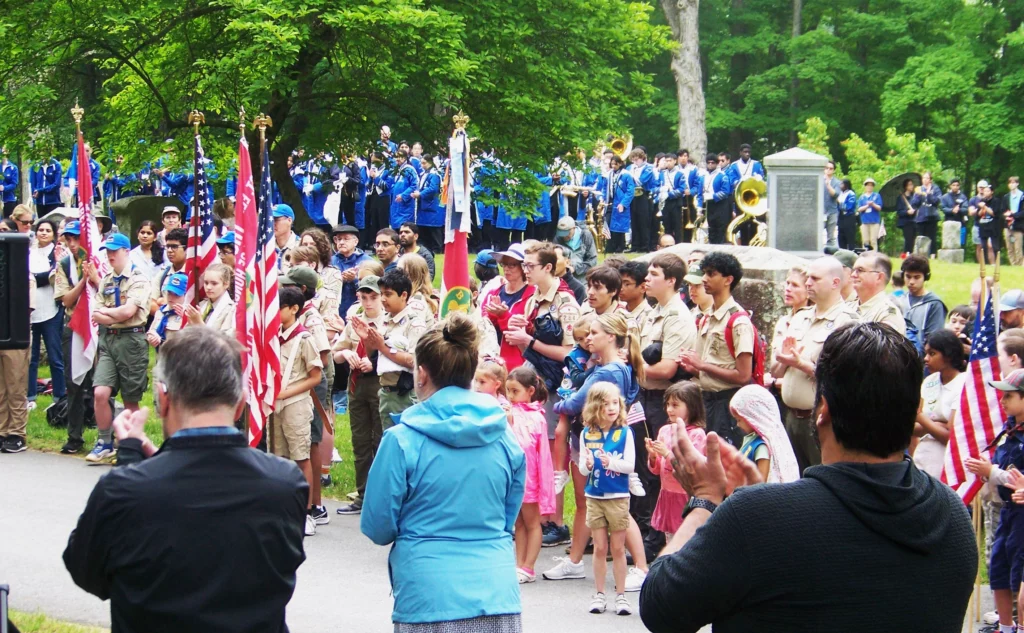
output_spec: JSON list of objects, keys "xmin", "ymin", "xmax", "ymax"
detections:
[
  {"xmin": 662, "ymin": 0, "xmax": 706, "ymax": 161},
  {"xmin": 789, "ymin": 0, "xmax": 802, "ymax": 146},
  {"xmin": 728, "ymin": 0, "xmax": 748, "ymax": 152}
]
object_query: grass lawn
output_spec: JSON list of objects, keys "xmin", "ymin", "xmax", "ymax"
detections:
[
  {"xmin": 8, "ymin": 610, "xmax": 107, "ymax": 633},
  {"xmin": 23, "ymin": 255, "xmax": 1023, "ymax": 507}
]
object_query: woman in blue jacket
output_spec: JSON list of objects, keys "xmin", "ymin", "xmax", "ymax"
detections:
[
  {"xmin": 598, "ymin": 155, "xmax": 636, "ymax": 253},
  {"xmin": 362, "ymin": 313, "xmax": 526, "ymax": 633}
]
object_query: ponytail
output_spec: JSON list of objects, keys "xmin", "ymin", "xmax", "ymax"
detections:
[{"xmin": 596, "ymin": 312, "xmax": 645, "ymax": 385}]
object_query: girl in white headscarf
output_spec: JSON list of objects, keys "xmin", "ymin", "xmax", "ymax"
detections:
[{"xmin": 729, "ymin": 385, "xmax": 801, "ymax": 483}]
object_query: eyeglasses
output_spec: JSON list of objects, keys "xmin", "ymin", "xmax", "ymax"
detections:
[
  {"xmin": 522, "ymin": 262, "xmax": 541, "ymax": 271},
  {"xmin": 851, "ymin": 267, "xmax": 882, "ymax": 276},
  {"xmin": 165, "ymin": 244, "xmax": 183, "ymax": 251},
  {"xmin": 15, "ymin": 218, "xmax": 32, "ymax": 225}
]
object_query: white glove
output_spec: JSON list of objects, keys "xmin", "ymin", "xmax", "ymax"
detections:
[{"xmin": 303, "ymin": 183, "xmax": 314, "ymax": 194}]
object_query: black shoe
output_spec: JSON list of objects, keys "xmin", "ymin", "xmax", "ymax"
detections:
[
  {"xmin": 336, "ymin": 502, "xmax": 362, "ymax": 515},
  {"xmin": 311, "ymin": 505, "xmax": 330, "ymax": 525},
  {"xmin": 320, "ymin": 473, "xmax": 333, "ymax": 488},
  {"xmin": 542, "ymin": 523, "xmax": 571, "ymax": 547},
  {"xmin": 1, "ymin": 436, "xmax": 27, "ymax": 453},
  {"xmin": 60, "ymin": 440, "xmax": 85, "ymax": 454}
]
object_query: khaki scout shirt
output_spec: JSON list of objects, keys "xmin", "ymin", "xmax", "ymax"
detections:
[
  {"xmin": 697, "ymin": 296, "xmax": 755, "ymax": 393},
  {"xmin": 297, "ymin": 304, "xmax": 331, "ymax": 356},
  {"xmin": 857, "ymin": 291, "xmax": 906, "ymax": 335},
  {"xmin": 336, "ymin": 305, "xmax": 388, "ymax": 352},
  {"xmin": 379, "ymin": 304, "xmax": 429, "ymax": 387},
  {"xmin": 276, "ymin": 320, "xmax": 323, "ymax": 407},
  {"xmin": 277, "ymin": 233, "xmax": 301, "ymax": 272},
  {"xmin": 780, "ymin": 301, "xmax": 860, "ymax": 410},
  {"xmin": 640, "ymin": 294, "xmax": 698, "ymax": 390},
  {"xmin": 197, "ymin": 293, "xmax": 236, "ymax": 336},
  {"xmin": 150, "ymin": 264, "xmax": 185, "ymax": 305},
  {"xmin": 97, "ymin": 265, "xmax": 151, "ymax": 328},
  {"xmin": 617, "ymin": 300, "xmax": 654, "ymax": 339},
  {"xmin": 771, "ymin": 310, "xmax": 800, "ymax": 366},
  {"xmin": 523, "ymin": 280, "xmax": 580, "ymax": 346},
  {"xmin": 53, "ymin": 255, "xmax": 80, "ymax": 320},
  {"xmin": 407, "ymin": 292, "xmax": 438, "ymax": 325}
]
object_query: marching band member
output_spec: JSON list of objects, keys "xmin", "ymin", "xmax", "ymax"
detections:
[
  {"xmin": 661, "ymin": 153, "xmax": 686, "ymax": 244},
  {"xmin": 389, "ymin": 150, "xmax": 419, "ymax": 231},
  {"xmin": 600, "ymin": 154, "xmax": 636, "ymax": 253},
  {"xmin": 412, "ymin": 154, "xmax": 444, "ymax": 254},
  {"xmin": 366, "ymin": 152, "xmax": 392, "ymax": 249},
  {"xmin": 628, "ymin": 148, "xmax": 658, "ymax": 253},
  {"xmin": 726, "ymin": 144, "xmax": 764, "ymax": 184},
  {"xmin": 695, "ymin": 153, "xmax": 732, "ymax": 245}
]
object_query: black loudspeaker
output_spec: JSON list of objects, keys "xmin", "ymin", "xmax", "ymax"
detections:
[{"xmin": 0, "ymin": 233, "xmax": 30, "ymax": 350}]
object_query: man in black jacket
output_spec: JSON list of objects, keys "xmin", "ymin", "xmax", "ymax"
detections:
[
  {"xmin": 63, "ymin": 327, "xmax": 308, "ymax": 633},
  {"xmin": 640, "ymin": 322, "xmax": 977, "ymax": 633}
]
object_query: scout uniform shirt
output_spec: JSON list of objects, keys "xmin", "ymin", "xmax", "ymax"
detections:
[
  {"xmin": 408, "ymin": 292, "xmax": 438, "ymax": 324},
  {"xmin": 149, "ymin": 304, "xmax": 185, "ymax": 344},
  {"xmin": 771, "ymin": 310, "xmax": 800, "ymax": 366},
  {"xmin": 276, "ymin": 321, "xmax": 322, "ymax": 408},
  {"xmin": 697, "ymin": 296, "xmax": 755, "ymax": 393},
  {"xmin": 780, "ymin": 301, "xmax": 859, "ymax": 411},
  {"xmin": 150, "ymin": 265, "xmax": 184, "ymax": 309},
  {"xmin": 336, "ymin": 304, "xmax": 388, "ymax": 354},
  {"xmin": 53, "ymin": 255, "xmax": 81, "ymax": 321},
  {"xmin": 523, "ymin": 279, "xmax": 580, "ymax": 347},
  {"xmin": 196, "ymin": 293, "xmax": 235, "ymax": 335},
  {"xmin": 640, "ymin": 294, "xmax": 698, "ymax": 391},
  {"xmin": 618, "ymin": 300, "xmax": 653, "ymax": 339},
  {"xmin": 98, "ymin": 265, "xmax": 151, "ymax": 328},
  {"xmin": 857, "ymin": 291, "xmax": 906, "ymax": 335},
  {"xmin": 378, "ymin": 304, "xmax": 429, "ymax": 388},
  {"xmin": 298, "ymin": 303, "xmax": 332, "ymax": 358},
  {"xmin": 278, "ymin": 233, "xmax": 301, "ymax": 272}
]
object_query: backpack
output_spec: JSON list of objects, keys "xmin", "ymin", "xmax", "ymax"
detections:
[
  {"xmin": 724, "ymin": 309, "xmax": 769, "ymax": 387},
  {"xmin": 904, "ymin": 297, "xmax": 946, "ymax": 359},
  {"xmin": 904, "ymin": 317, "xmax": 924, "ymax": 358}
]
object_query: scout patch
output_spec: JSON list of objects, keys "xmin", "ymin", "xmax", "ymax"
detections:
[{"xmin": 559, "ymin": 303, "xmax": 581, "ymax": 334}]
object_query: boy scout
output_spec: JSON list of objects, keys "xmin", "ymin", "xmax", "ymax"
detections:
[
  {"xmin": 772, "ymin": 256, "xmax": 859, "ymax": 473},
  {"xmin": 53, "ymin": 221, "xmax": 95, "ymax": 454},
  {"xmin": 355, "ymin": 269, "xmax": 427, "ymax": 428},
  {"xmin": 88, "ymin": 233, "xmax": 152, "ymax": 463},
  {"xmin": 274, "ymin": 285, "xmax": 323, "ymax": 537},
  {"xmin": 852, "ymin": 252, "xmax": 906, "ymax": 334},
  {"xmin": 679, "ymin": 251, "xmax": 753, "ymax": 448}
]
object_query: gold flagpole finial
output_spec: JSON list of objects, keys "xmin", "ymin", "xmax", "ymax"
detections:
[
  {"xmin": 254, "ymin": 113, "xmax": 272, "ymax": 141},
  {"xmin": 239, "ymin": 107, "xmax": 247, "ymax": 134},
  {"xmin": 188, "ymin": 110, "xmax": 205, "ymax": 136},
  {"xmin": 453, "ymin": 111, "xmax": 469, "ymax": 131},
  {"xmin": 71, "ymin": 100, "xmax": 84, "ymax": 133}
]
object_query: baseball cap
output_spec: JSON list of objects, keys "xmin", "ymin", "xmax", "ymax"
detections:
[
  {"xmin": 863, "ymin": 177, "xmax": 876, "ymax": 186},
  {"xmin": 1000, "ymin": 289, "xmax": 1024, "ymax": 311},
  {"xmin": 272, "ymin": 204, "xmax": 295, "ymax": 220},
  {"xmin": 358, "ymin": 275, "xmax": 381, "ymax": 294},
  {"xmin": 163, "ymin": 272, "xmax": 189, "ymax": 297},
  {"xmin": 492, "ymin": 243, "xmax": 526, "ymax": 263},
  {"xmin": 332, "ymin": 224, "xmax": 359, "ymax": 236},
  {"xmin": 381, "ymin": 125, "xmax": 392, "ymax": 135},
  {"xmin": 104, "ymin": 233, "xmax": 131, "ymax": 251},
  {"xmin": 555, "ymin": 216, "xmax": 575, "ymax": 237},
  {"xmin": 990, "ymin": 369, "xmax": 1024, "ymax": 393},
  {"xmin": 278, "ymin": 266, "xmax": 319, "ymax": 289},
  {"xmin": 475, "ymin": 249, "xmax": 499, "ymax": 269},
  {"xmin": 834, "ymin": 249, "xmax": 857, "ymax": 270},
  {"xmin": 978, "ymin": 180, "xmax": 991, "ymax": 189},
  {"xmin": 684, "ymin": 263, "xmax": 704, "ymax": 285},
  {"xmin": 217, "ymin": 231, "xmax": 235, "ymax": 246},
  {"xmin": 162, "ymin": 206, "xmax": 181, "ymax": 217},
  {"xmin": 62, "ymin": 220, "xmax": 81, "ymax": 236}
]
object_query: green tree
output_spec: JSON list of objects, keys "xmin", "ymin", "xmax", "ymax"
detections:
[{"xmin": 0, "ymin": 0, "xmax": 670, "ymax": 218}]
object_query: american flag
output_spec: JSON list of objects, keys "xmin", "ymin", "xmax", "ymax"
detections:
[
  {"xmin": 67, "ymin": 131, "xmax": 107, "ymax": 386},
  {"xmin": 184, "ymin": 135, "xmax": 216, "ymax": 307},
  {"xmin": 942, "ymin": 290, "xmax": 1005, "ymax": 504},
  {"xmin": 233, "ymin": 137, "xmax": 259, "ymax": 445},
  {"xmin": 249, "ymin": 140, "xmax": 282, "ymax": 446}
]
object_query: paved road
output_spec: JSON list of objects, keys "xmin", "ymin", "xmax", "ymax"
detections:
[
  {"xmin": 1, "ymin": 451, "xmax": 650, "ymax": 633},
  {"xmin": 1, "ymin": 451, "xmax": 991, "ymax": 633}
]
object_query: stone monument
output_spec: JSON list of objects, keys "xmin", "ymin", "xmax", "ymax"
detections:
[
  {"xmin": 639, "ymin": 243, "xmax": 811, "ymax": 337},
  {"xmin": 938, "ymin": 220, "xmax": 964, "ymax": 263},
  {"xmin": 764, "ymin": 147, "xmax": 828, "ymax": 258}
]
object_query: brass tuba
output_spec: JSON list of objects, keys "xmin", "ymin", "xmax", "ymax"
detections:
[
  {"xmin": 607, "ymin": 135, "xmax": 633, "ymax": 161},
  {"xmin": 727, "ymin": 178, "xmax": 768, "ymax": 245}
]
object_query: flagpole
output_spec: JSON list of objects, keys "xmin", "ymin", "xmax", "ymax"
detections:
[
  {"xmin": 255, "ymin": 114, "xmax": 272, "ymax": 166},
  {"xmin": 188, "ymin": 110, "xmax": 205, "ymax": 306}
]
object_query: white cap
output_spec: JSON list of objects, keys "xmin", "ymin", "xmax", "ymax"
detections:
[
  {"xmin": 978, "ymin": 179, "xmax": 991, "ymax": 189},
  {"xmin": 381, "ymin": 125, "xmax": 391, "ymax": 135}
]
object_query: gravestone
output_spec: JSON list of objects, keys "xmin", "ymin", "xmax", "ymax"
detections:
[
  {"xmin": 639, "ymin": 243, "xmax": 810, "ymax": 337},
  {"xmin": 913, "ymin": 235, "xmax": 932, "ymax": 257},
  {"xmin": 938, "ymin": 220, "xmax": 964, "ymax": 263},
  {"xmin": 764, "ymin": 147, "xmax": 828, "ymax": 257}
]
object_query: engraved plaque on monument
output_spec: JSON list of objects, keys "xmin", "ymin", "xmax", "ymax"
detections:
[{"xmin": 764, "ymin": 147, "xmax": 828, "ymax": 257}]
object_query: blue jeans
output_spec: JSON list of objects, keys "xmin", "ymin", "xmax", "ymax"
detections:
[{"xmin": 29, "ymin": 308, "xmax": 66, "ymax": 400}]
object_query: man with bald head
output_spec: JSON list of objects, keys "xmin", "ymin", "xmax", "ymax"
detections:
[
  {"xmin": 852, "ymin": 251, "xmax": 906, "ymax": 334},
  {"xmin": 771, "ymin": 256, "xmax": 860, "ymax": 472}
]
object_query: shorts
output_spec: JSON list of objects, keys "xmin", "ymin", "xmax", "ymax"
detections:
[
  {"xmin": 585, "ymin": 497, "xmax": 630, "ymax": 532},
  {"xmin": 272, "ymin": 398, "xmax": 313, "ymax": 461},
  {"xmin": 972, "ymin": 225, "xmax": 981, "ymax": 246},
  {"xmin": 311, "ymin": 371, "xmax": 330, "ymax": 444},
  {"xmin": 543, "ymin": 391, "xmax": 559, "ymax": 440},
  {"xmin": 990, "ymin": 505, "xmax": 1024, "ymax": 591},
  {"xmin": 93, "ymin": 331, "xmax": 149, "ymax": 402}
]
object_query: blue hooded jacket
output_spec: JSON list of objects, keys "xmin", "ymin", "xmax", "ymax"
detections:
[
  {"xmin": 553, "ymin": 361, "xmax": 640, "ymax": 417},
  {"xmin": 361, "ymin": 387, "xmax": 526, "ymax": 624}
]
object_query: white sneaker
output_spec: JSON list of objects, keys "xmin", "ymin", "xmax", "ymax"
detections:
[
  {"xmin": 26, "ymin": 401, "xmax": 37, "ymax": 411},
  {"xmin": 628, "ymin": 472, "xmax": 645, "ymax": 496},
  {"xmin": 615, "ymin": 593, "xmax": 632, "ymax": 615},
  {"xmin": 983, "ymin": 611, "xmax": 999, "ymax": 625},
  {"xmin": 516, "ymin": 568, "xmax": 536, "ymax": 584},
  {"xmin": 332, "ymin": 448, "xmax": 343, "ymax": 463},
  {"xmin": 589, "ymin": 592, "xmax": 606, "ymax": 614},
  {"xmin": 624, "ymin": 567, "xmax": 647, "ymax": 592},
  {"xmin": 542, "ymin": 556, "xmax": 585, "ymax": 580},
  {"xmin": 553, "ymin": 470, "xmax": 570, "ymax": 494},
  {"xmin": 304, "ymin": 514, "xmax": 316, "ymax": 536}
]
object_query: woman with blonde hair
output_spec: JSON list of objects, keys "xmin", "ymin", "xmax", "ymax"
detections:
[{"xmin": 398, "ymin": 252, "xmax": 438, "ymax": 316}]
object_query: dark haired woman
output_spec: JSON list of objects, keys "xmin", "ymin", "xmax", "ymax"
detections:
[
  {"xmin": 896, "ymin": 178, "xmax": 917, "ymax": 257},
  {"xmin": 361, "ymin": 313, "xmax": 526, "ymax": 633},
  {"xmin": 28, "ymin": 218, "xmax": 66, "ymax": 410},
  {"xmin": 129, "ymin": 220, "xmax": 167, "ymax": 280},
  {"xmin": 912, "ymin": 329, "xmax": 967, "ymax": 477}
]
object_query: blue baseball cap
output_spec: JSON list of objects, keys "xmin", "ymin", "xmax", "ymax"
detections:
[
  {"xmin": 217, "ymin": 231, "xmax": 235, "ymax": 246},
  {"xmin": 104, "ymin": 233, "xmax": 131, "ymax": 251},
  {"xmin": 163, "ymin": 273, "xmax": 189, "ymax": 297},
  {"xmin": 272, "ymin": 204, "xmax": 295, "ymax": 220},
  {"xmin": 475, "ymin": 249, "xmax": 498, "ymax": 269},
  {"xmin": 62, "ymin": 220, "xmax": 81, "ymax": 236}
]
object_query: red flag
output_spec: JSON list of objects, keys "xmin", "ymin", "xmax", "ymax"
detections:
[
  {"xmin": 68, "ymin": 132, "xmax": 105, "ymax": 385},
  {"xmin": 234, "ymin": 138, "xmax": 259, "ymax": 443},
  {"xmin": 440, "ymin": 130, "xmax": 473, "ymax": 317}
]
